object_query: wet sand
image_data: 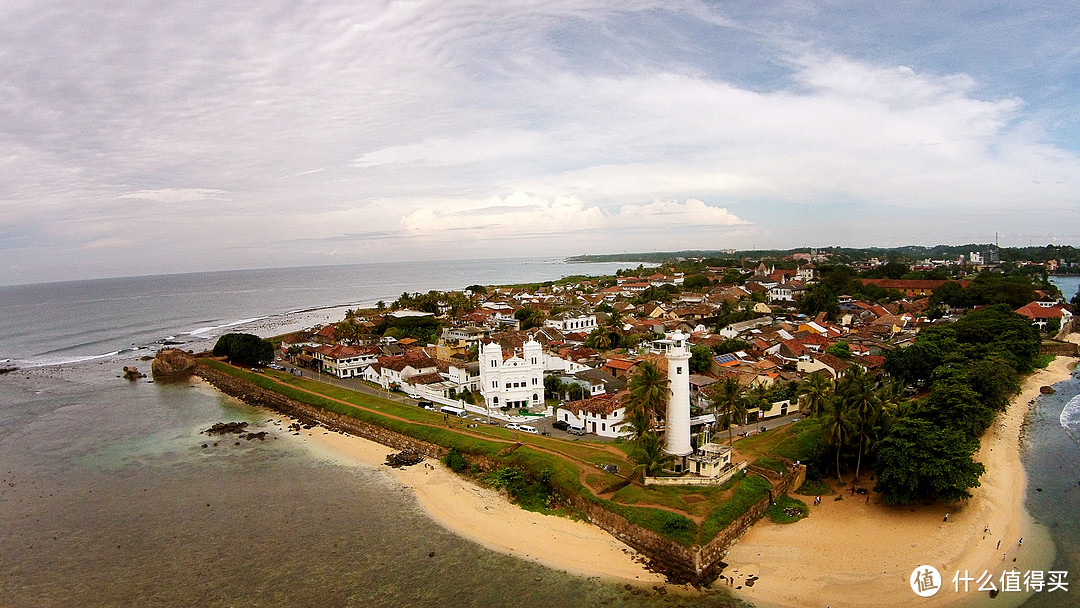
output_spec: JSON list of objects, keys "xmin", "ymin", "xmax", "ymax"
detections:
[{"xmin": 279, "ymin": 419, "xmax": 668, "ymax": 586}]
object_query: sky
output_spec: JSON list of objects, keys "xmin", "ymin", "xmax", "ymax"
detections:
[{"xmin": 2, "ymin": 1, "xmax": 1080, "ymax": 285}]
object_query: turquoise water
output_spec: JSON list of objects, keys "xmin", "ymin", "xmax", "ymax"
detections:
[{"xmin": 0, "ymin": 366, "xmax": 733, "ymax": 608}]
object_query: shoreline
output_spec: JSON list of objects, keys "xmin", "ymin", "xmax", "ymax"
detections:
[
  {"xmin": 722, "ymin": 344, "xmax": 1078, "ymax": 608},
  {"xmin": 272, "ymin": 415, "xmax": 671, "ymax": 587}
]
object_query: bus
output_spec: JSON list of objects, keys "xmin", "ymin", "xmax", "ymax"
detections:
[{"xmin": 439, "ymin": 405, "xmax": 468, "ymax": 418}]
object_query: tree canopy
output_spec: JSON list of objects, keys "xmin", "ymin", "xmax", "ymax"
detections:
[
  {"xmin": 873, "ymin": 418, "xmax": 985, "ymax": 505},
  {"xmin": 212, "ymin": 333, "xmax": 275, "ymax": 367}
]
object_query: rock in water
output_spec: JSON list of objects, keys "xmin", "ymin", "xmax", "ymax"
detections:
[
  {"xmin": 152, "ymin": 349, "xmax": 197, "ymax": 377},
  {"xmin": 122, "ymin": 366, "xmax": 147, "ymax": 380},
  {"xmin": 1040, "ymin": 385, "xmax": 1056, "ymax": 395}
]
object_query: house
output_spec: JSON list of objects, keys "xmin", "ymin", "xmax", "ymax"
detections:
[
  {"xmin": 796, "ymin": 353, "xmax": 850, "ymax": 378},
  {"xmin": 545, "ymin": 311, "xmax": 598, "ymax": 333},
  {"xmin": 602, "ymin": 358, "xmax": 638, "ymax": 378},
  {"xmin": 858, "ymin": 279, "xmax": 970, "ymax": 298},
  {"xmin": 555, "ymin": 391, "xmax": 629, "ymax": 438},
  {"xmin": 561, "ymin": 368, "xmax": 627, "ymax": 397},
  {"xmin": 310, "ymin": 344, "xmax": 380, "ymax": 378},
  {"xmin": 717, "ymin": 316, "xmax": 773, "ymax": 339},
  {"xmin": 1015, "ymin": 301, "xmax": 1073, "ymax": 331}
]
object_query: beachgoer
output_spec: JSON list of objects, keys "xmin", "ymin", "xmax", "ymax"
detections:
[
  {"xmin": 996, "ymin": 540, "xmax": 1001, "ymax": 549},
  {"xmin": 1018, "ymin": 538, "xmax": 1023, "ymax": 545},
  {"xmin": 944, "ymin": 513, "xmax": 949, "ymax": 522}
]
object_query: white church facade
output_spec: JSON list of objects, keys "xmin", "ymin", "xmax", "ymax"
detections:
[{"xmin": 479, "ymin": 339, "xmax": 545, "ymax": 410}]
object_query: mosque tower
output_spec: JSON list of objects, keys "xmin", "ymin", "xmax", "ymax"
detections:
[{"xmin": 664, "ymin": 330, "xmax": 693, "ymax": 460}]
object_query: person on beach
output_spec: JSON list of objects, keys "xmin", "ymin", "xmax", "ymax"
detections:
[
  {"xmin": 997, "ymin": 540, "xmax": 1001, "ymax": 549},
  {"xmin": 1018, "ymin": 538, "xmax": 1023, "ymax": 546},
  {"xmin": 943, "ymin": 513, "xmax": 949, "ymax": 522}
]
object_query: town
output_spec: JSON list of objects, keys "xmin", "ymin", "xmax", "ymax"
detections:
[{"xmin": 196, "ymin": 244, "xmax": 1079, "ymax": 583}]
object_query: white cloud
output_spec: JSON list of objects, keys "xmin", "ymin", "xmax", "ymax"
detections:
[
  {"xmin": 400, "ymin": 193, "xmax": 747, "ymax": 237},
  {"xmin": 1, "ymin": 1, "xmax": 1079, "ymax": 284},
  {"xmin": 116, "ymin": 189, "xmax": 231, "ymax": 203}
]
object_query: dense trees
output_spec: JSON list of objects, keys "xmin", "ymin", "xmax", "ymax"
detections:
[
  {"xmin": 874, "ymin": 419, "xmax": 985, "ymax": 505},
  {"xmin": 212, "ymin": 333, "xmax": 275, "ymax": 366},
  {"xmin": 514, "ymin": 307, "xmax": 546, "ymax": 330},
  {"xmin": 870, "ymin": 304, "xmax": 1039, "ymax": 504},
  {"xmin": 689, "ymin": 345, "xmax": 713, "ymax": 374}
]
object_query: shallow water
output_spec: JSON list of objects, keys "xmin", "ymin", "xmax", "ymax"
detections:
[
  {"xmin": 0, "ymin": 363, "xmax": 735, "ymax": 608},
  {"xmin": 1020, "ymin": 370, "xmax": 1080, "ymax": 608}
]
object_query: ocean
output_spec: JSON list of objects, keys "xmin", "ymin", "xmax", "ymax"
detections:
[
  {"xmin": 0, "ymin": 261, "xmax": 1077, "ymax": 607},
  {"xmin": 0, "ymin": 257, "xmax": 632, "ymax": 368}
]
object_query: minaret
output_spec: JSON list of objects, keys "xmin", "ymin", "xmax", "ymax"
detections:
[{"xmin": 664, "ymin": 331, "xmax": 693, "ymax": 457}]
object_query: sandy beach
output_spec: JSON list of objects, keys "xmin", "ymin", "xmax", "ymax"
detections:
[
  {"xmin": 724, "ymin": 344, "xmax": 1079, "ymax": 608},
  {"xmin": 278, "ymin": 419, "xmax": 668, "ymax": 586}
]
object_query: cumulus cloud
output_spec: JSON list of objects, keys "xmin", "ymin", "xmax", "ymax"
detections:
[{"xmin": 400, "ymin": 194, "xmax": 747, "ymax": 237}]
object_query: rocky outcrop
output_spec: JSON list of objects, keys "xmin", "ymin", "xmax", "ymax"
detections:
[
  {"xmin": 151, "ymin": 349, "xmax": 197, "ymax": 377},
  {"xmin": 122, "ymin": 366, "xmax": 147, "ymax": 380}
]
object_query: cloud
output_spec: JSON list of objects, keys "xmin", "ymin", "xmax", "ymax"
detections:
[
  {"xmin": 400, "ymin": 193, "xmax": 747, "ymax": 236},
  {"xmin": 116, "ymin": 189, "xmax": 231, "ymax": 203},
  {"xmin": 1, "ymin": 1, "xmax": 1079, "ymax": 284}
]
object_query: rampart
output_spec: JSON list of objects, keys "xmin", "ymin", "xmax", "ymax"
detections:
[{"xmin": 164, "ymin": 350, "xmax": 804, "ymax": 584}]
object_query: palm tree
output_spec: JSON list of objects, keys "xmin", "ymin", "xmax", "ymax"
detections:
[
  {"xmin": 606, "ymin": 309, "xmax": 624, "ymax": 332},
  {"xmin": 837, "ymin": 366, "xmax": 880, "ymax": 482},
  {"xmin": 629, "ymin": 432, "xmax": 673, "ymax": 481},
  {"xmin": 799, "ymin": 372, "xmax": 833, "ymax": 417},
  {"xmin": 818, "ymin": 397, "xmax": 856, "ymax": 483},
  {"xmin": 711, "ymin": 377, "xmax": 748, "ymax": 446},
  {"xmin": 620, "ymin": 407, "xmax": 653, "ymax": 445},
  {"xmin": 626, "ymin": 360, "xmax": 669, "ymax": 421}
]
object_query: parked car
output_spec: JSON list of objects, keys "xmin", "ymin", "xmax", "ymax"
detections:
[
  {"xmin": 568, "ymin": 425, "xmax": 586, "ymax": 436},
  {"xmin": 504, "ymin": 423, "xmax": 521, "ymax": 430},
  {"xmin": 551, "ymin": 420, "xmax": 570, "ymax": 431},
  {"xmin": 518, "ymin": 425, "xmax": 539, "ymax": 434},
  {"xmin": 417, "ymin": 400, "xmax": 434, "ymax": 409}
]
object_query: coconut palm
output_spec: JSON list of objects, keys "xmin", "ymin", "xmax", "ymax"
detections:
[
  {"xmin": 711, "ymin": 377, "xmax": 748, "ymax": 446},
  {"xmin": 837, "ymin": 366, "xmax": 880, "ymax": 482},
  {"xmin": 620, "ymin": 407, "xmax": 653, "ymax": 445},
  {"xmin": 799, "ymin": 372, "xmax": 833, "ymax": 417},
  {"xmin": 629, "ymin": 432, "xmax": 673, "ymax": 481},
  {"xmin": 818, "ymin": 397, "xmax": 856, "ymax": 483},
  {"xmin": 626, "ymin": 360, "xmax": 669, "ymax": 421}
]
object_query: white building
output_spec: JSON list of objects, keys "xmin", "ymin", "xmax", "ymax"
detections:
[
  {"xmin": 544, "ymin": 311, "xmax": 598, "ymax": 333},
  {"xmin": 556, "ymin": 391, "xmax": 628, "ymax": 438},
  {"xmin": 479, "ymin": 339, "xmax": 545, "ymax": 410}
]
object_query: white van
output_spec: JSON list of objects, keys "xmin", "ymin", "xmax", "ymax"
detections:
[
  {"xmin": 439, "ymin": 405, "xmax": 468, "ymax": 418},
  {"xmin": 518, "ymin": 425, "xmax": 539, "ymax": 434}
]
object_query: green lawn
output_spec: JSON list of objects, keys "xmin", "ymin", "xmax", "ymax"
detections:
[{"xmin": 204, "ymin": 359, "xmax": 801, "ymax": 547}]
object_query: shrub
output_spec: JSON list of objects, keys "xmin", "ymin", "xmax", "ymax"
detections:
[{"xmin": 443, "ymin": 449, "xmax": 468, "ymax": 473}]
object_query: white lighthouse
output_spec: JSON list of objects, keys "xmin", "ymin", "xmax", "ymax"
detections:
[{"xmin": 663, "ymin": 330, "xmax": 693, "ymax": 459}]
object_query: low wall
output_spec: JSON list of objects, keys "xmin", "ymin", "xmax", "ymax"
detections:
[
  {"xmin": 179, "ymin": 353, "xmax": 807, "ymax": 585},
  {"xmin": 645, "ymin": 461, "xmax": 747, "ymax": 486},
  {"xmin": 1039, "ymin": 339, "xmax": 1079, "ymax": 357},
  {"xmin": 695, "ymin": 465, "xmax": 806, "ymax": 580}
]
